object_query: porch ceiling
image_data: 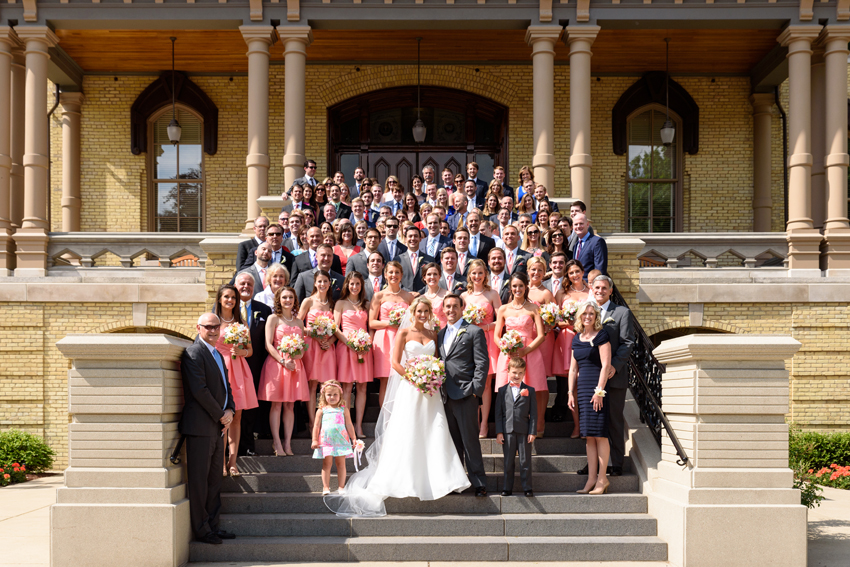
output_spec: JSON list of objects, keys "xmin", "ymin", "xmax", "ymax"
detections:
[{"xmin": 55, "ymin": 28, "xmax": 779, "ymax": 75}]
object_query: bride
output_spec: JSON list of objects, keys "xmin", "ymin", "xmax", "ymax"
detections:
[{"xmin": 324, "ymin": 296, "xmax": 472, "ymax": 517}]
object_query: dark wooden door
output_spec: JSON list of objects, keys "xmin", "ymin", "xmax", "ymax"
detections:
[{"xmin": 368, "ymin": 151, "xmax": 465, "ymax": 189}]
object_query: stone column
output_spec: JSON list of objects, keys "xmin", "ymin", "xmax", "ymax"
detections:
[
  {"xmin": 525, "ymin": 26, "xmax": 561, "ymax": 196},
  {"xmin": 10, "ymin": 47, "xmax": 24, "ymax": 230},
  {"xmin": 53, "ymin": 334, "xmax": 192, "ymax": 567},
  {"xmin": 60, "ymin": 92, "xmax": 85, "ymax": 232},
  {"xmin": 13, "ymin": 26, "xmax": 58, "ymax": 277},
  {"xmin": 777, "ymin": 26, "xmax": 824, "ymax": 272},
  {"xmin": 280, "ymin": 26, "xmax": 313, "ymax": 192},
  {"xmin": 240, "ymin": 26, "xmax": 275, "ymax": 235},
  {"xmin": 652, "ymin": 334, "xmax": 805, "ymax": 567},
  {"xmin": 0, "ymin": 28, "xmax": 20, "ymax": 275},
  {"xmin": 810, "ymin": 48, "xmax": 826, "ymax": 230},
  {"xmin": 820, "ymin": 26, "xmax": 850, "ymax": 274},
  {"xmin": 565, "ymin": 25, "xmax": 600, "ymax": 217},
  {"xmin": 750, "ymin": 93, "xmax": 775, "ymax": 232}
]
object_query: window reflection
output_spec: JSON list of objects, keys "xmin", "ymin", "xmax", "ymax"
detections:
[
  {"xmin": 627, "ymin": 109, "xmax": 676, "ymax": 233},
  {"xmin": 153, "ymin": 109, "xmax": 203, "ymax": 232}
]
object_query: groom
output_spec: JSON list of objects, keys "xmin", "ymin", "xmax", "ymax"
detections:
[{"xmin": 439, "ymin": 294, "xmax": 490, "ymax": 496}]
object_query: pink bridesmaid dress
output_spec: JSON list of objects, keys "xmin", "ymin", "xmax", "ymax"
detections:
[
  {"xmin": 431, "ymin": 295, "xmax": 448, "ymax": 329},
  {"xmin": 304, "ymin": 309, "xmax": 336, "ymax": 382},
  {"xmin": 465, "ymin": 293, "xmax": 499, "ymax": 370},
  {"xmin": 258, "ymin": 324, "xmax": 309, "ymax": 402},
  {"xmin": 529, "ymin": 299, "xmax": 557, "ymax": 378},
  {"xmin": 495, "ymin": 314, "xmax": 548, "ymax": 392},
  {"xmin": 336, "ymin": 309, "xmax": 374, "ymax": 383},
  {"xmin": 214, "ymin": 333, "xmax": 259, "ymax": 411},
  {"xmin": 372, "ymin": 302, "xmax": 409, "ymax": 377},
  {"xmin": 552, "ymin": 299, "xmax": 578, "ymax": 376}
]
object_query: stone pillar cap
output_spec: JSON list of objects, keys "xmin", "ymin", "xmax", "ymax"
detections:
[
  {"xmin": 56, "ymin": 333, "xmax": 192, "ymax": 361},
  {"xmin": 654, "ymin": 334, "xmax": 801, "ymax": 364}
]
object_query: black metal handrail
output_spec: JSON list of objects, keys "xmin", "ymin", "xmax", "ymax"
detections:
[{"xmin": 611, "ymin": 287, "xmax": 689, "ymax": 467}]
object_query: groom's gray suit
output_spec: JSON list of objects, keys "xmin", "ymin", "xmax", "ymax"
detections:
[{"xmin": 438, "ymin": 319, "xmax": 490, "ymax": 490}]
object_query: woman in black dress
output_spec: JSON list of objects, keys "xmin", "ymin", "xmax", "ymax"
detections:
[{"xmin": 568, "ymin": 302, "xmax": 613, "ymax": 495}]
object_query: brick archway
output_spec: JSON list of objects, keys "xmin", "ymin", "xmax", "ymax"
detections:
[
  {"xmin": 646, "ymin": 320, "xmax": 744, "ymax": 338},
  {"xmin": 88, "ymin": 319, "xmax": 196, "ymax": 340}
]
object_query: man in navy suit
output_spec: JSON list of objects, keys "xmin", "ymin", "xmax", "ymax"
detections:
[
  {"xmin": 569, "ymin": 214, "xmax": 607, "ymax": 277},
  {"xmin": 447, "ymin": 193, "xmax": 470, "ymax": 233},
  {"xmin": 466, "ymin": 161, "xmax": 489, "ymax": 206},
  {"xmin": 236, "ymin": 216, "xmax": 269, "ymax": 271},
  {"xmin": 465, "ymin": 211, "xmax": 495, "ymax": 264},
  {"xmin": 293, "ymin": 244, "xmax": 344, "ymax": 302},
  {"xmin": 376, "ymin": 217, "xmax": 407, "ymax": 262},
  {"xmin": 493, "ymin": 166, "xmax": 514, "ymax": 198},
  {"xmin": 291, "ymin": 159, "xmax": 318, "ymax": 190}
]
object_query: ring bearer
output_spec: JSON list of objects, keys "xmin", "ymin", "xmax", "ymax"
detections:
[{"xmin": 495, "ymin": 358, "xmax": 537, "ymax": 497}]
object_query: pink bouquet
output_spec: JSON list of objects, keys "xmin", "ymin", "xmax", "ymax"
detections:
[
  {"xmin": 403, "ymin": 355, "xmax": 446, "ymax": 397},
  {"xmin": 561, "ymin": 302, "xmax": 579, "ymax": 323},
  {"xmin": 277, "ymin": 334, "xmax": 308, "ymax": 359},
  {"xmin": 308, "ymin": 315, "xmax": 337, "ymax": 350},
  {"xmin": 498, "ymin": 330, "xmax": 525, "ymax": 356},
  {"xmin": 345, "ymin": 329, "xmax": 372, "ymax": 364},
  {"xmin": 539, "ymin": 303, "xmax": 563, "ymax": 327},
  {"xmin": 222, "ymin": 323, "xmax": 250, "ymax": 359},
  {"xmin": 388, "ymin": 305, "xmax": 407, "ymax": 327}
]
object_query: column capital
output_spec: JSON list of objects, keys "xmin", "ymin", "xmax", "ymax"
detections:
[
  {"xmin": 749, "ymin": 92, "xmax": 775, "ymax": 113},
  {"xmin": 563, "ymin": 25, "xmax": 601, "ymax": 46},
  {"xmin": 525, "ymin": 25, "xmax": 562, "ymax": 47},
  {"xmin": 59, "ymin": 92, "xmax": 86, "ymax": 112},
  {"xmin": 777, "ymin": 25, "xmax": 822, "ymax": 48},
  {"xmin": 14, "ymin": 26, "xmax": 59, "ymax": 49},
  {"xmin": 239, "ymin": 25, "xmax": 276, "ymax": 47},
  {"xmin": 0, "ymin": 26, "xmax": 21, "ymax": 51},
  {"xmin": 278, "ymin": 25, "xmax": 314, "ymax": 49},
  {"xmin": 818, "ymin": 25, "xmax": 850, "ymax": 52}
]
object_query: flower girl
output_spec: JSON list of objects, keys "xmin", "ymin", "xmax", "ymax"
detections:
[{"xmin": 311, "ymin": 381, "xmax": 356, "ymax": 495}]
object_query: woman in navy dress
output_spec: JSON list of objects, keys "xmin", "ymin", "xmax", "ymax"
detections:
[{"xmin": 568, "ymin": 302, "xmax": 613, "ymax": 496}]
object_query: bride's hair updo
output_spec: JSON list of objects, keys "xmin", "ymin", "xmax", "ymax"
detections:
[{"xmin": 408, "ymin": 295, "xmax": 434, "ymax": 319}]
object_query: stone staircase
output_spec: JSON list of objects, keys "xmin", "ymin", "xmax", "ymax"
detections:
[{"xmin": 189, "ymin": 384, "xmax": 667, "ymax": 563}]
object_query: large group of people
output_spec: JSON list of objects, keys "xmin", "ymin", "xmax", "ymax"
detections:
[{"xmin": 179, "ymin": 160, "xmax": 635, "ymax": 542}]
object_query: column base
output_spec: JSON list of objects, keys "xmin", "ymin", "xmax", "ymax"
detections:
[
  {"xmin": 0, "ymin": 229, "xmax": 15, "ymax": 273},
  {"xmin": 785, "ymin": 229, "xmax": 824, "ymax": 270},
  {"xmin": 13, "ymin": 227, "xmax": 48, "ymax": 276},
  {"xmin": 820, "ymin": 227, "xmax": 850, "ymax": 271}
]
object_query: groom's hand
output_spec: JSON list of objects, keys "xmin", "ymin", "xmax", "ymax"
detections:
[{"xmin": 496, "ymin": 433, "xmax": 504, "ymax": 445}]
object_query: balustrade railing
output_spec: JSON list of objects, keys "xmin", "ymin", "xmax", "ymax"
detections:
[
  {"xmin": 610, "ymin": 232, "xmax": 788, "ymax": 269},
  {"xmin": 47, "ymin": 232, "xmax": 211, "ymax": 269},
  {"xmin": 611, "ymin": 286, "xmax": 689, "ymax": 466}
]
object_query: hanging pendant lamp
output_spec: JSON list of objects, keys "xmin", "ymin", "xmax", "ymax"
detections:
[
  {"xmin": 167, "ymin": 37, "xmax": 182, "ymax": 145},
  {"xmin": 412, "ymin": 37, "xmax": 427, "ymax": 144},
  {"xmin": 660, "ymin": 37, "xmax": 675, "ymax": 146}
]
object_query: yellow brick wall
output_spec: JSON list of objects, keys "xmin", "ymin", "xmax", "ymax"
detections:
[{"xmin": 51, "ymin": 67, "xmax": 794, "ymax": 234}]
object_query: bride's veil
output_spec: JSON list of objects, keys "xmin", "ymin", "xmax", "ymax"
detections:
[{"xmin": 323, "ymin": 309, "xmax": 415, "ymax": 517}]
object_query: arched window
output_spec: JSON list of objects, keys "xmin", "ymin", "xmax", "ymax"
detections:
[
  {"xmin": 626, "ymin": 105, "xmax": 681, "ymax": 233},
  {"xmin": 148, "ymin": 105, "xmax": 204, "ymax": 232}
]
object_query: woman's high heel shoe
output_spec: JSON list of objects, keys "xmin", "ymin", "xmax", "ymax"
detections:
[
  {"xmin": 576, "ymin": 486, "xmax": 593, "ymax": 494},
  {"xmin": 229, "ymin": 467, "xmax": 241, "ymax": 477},
  {"xmin": 589, "ymin": 480, "xmax": 610, "ymax": 495}
]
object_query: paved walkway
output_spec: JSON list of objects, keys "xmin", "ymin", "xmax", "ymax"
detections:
[{"xmin": 2, "ymin": 474, "xmax": 848, "ymax": 567}]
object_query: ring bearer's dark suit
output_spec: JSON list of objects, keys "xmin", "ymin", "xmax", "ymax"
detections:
[
  {"xmin": 179, "ymin": 336, "xmax": 235, "ymax": 541},
  {"xmin": 495, "ymin": 382, "xmax": 537, "ymax": 493},
  {"xmin": 438, "ymin": 319, "xmax": 490, "ymax": 491}
]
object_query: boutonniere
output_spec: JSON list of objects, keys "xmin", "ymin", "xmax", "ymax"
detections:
[
  {"xmin": 456, "ymin": 328, "xmax": 467, "ymax": 337},
  {"xmin": 253, "ymin": 311, "xmax": 261, "ymax": 320},
  {"xmin": 520, "ymin": 388, "xmax": 529, "ymax": 397},
  {"xmin": 331, "ymin": 278, "xmax": 338, "ymax": 286}
]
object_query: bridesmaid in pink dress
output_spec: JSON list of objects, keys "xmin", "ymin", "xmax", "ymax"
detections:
[
  {"xmin": 526, "ymin": 256, "xmax": 558, "ymax": 436},
  {"xmin": 214, "ymin": 284, "xmax": 259, "ymax": 477},
  {"xmin": 259, "ymin": 286, "xmax": 308, "ymax": 456},
  {"xmin": 461, "ymin": 259, "xmax": 502, "ymax": 438},
  {"xmin": 554, "ymin": 259, "xmax": 591, "ymax": 438},
  {"xmin": 421, "ymin": 263, "xmax": 448, "ymax": 329},
  {"xmin": 298, "ymin": 270, "xmax": 337, "ymax": 435},
  {"xmin": 494, "ymin": 272, "xmax": 548, "ymax": 433},
  {"xmin": 368, "ymin": 261, "xmax": 415, "ymax": 407},
  {"xmin": 333, "ymin": 271, "xmax": 373, "ymax": 438}
]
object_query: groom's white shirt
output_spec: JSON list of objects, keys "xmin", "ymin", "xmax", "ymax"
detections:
[{"xmin": 443, "ymin": 319, "xmax": 463, "ymax": 353}]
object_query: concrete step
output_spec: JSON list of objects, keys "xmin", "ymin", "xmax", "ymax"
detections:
[
  {"xmin": 220, "ymin": 471, "xmax": 639, "ymax": 494},
  {"xmin": 220, "ymin": 512, "xmax": 658, "ymax": 537},
  {"xmin": 220, "ymin": 492, "xmax": 649, "ymax": 515},
  {"xmin": 254, "ymin": 436, "xmax": 589, "ymax": 456},
  {"xmin": 237, "ymin": 453, "xmax": 592, "ymax": 474},
  {"xmin": 189, "ymin": 535, "xmax": 668, "ymax": 562}
]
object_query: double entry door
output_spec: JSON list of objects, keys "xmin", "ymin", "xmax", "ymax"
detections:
[{"xmin": 366, "ymin": 151, "xmax": 466, "ymax": 190}]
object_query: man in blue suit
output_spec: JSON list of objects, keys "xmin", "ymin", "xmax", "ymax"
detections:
[{"xmin": 569, "ymin": 214, "xmax": 607, "ymax": 277}]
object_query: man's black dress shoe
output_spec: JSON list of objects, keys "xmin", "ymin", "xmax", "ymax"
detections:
[
  {"xmin": 524, "ymin": 490, "xmax": 534, "ymax": 497},
  {"xmin": 609, "ymin": 466, "xmax": 623, "ymax": 477},
  {"xmin": 576, "ymin": 464, "xmax": 588, "ymax": 475},
  {"xmin": 475, "ymin": 487, "xmax": 487, "ymax": 497},
  {"xmin": 198, "ymin": 532, "xmax": 222, "ymax": 545},
  {"xmin": 549, "ymin": 412, "xmax": 565, "ymax": 423},
  {"xmin": 215, "ymin": 529, "xmax": 236, "ymax": 539},
  {"xmin": 501, "ymin": 490, "xmax": 512, "ymax": 496}
]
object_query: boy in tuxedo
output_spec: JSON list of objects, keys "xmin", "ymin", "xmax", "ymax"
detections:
[{"xmin": 495, "ymin": 358, "xmax": 537, "ymax": 497}]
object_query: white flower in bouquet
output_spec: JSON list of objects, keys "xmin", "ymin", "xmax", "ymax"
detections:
[
  {"xmin": 388, "ymin": 305, "xmax": 408, "ymax": 327},
  {"xmin": 277, "ymin": 334, "xmax": 308, "ymax": 359},
  {"xmin": 462, "ymin": 303, "xmax": 487, "ymax": 325},
  {"xmin": 222, "ymin": 323, "xmax": 250, "ymax": 359},
  {"xmin": 345, "ymin": 329, "xmax": 372, "ymax": 364},
  {"xmin": 403, "ymin": 355, "xmax": 446, "ymax": 397},
  {"xmin": 539, "ymin": 303, "xmax": 562, "ymax": 327},
  {"xmin": 498, "ymin": 330, "xmax": 525, "ymax": 356}
]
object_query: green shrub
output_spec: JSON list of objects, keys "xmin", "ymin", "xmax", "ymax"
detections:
[
  {"xmin": 789, "ymin": 425, "xmax": 850, "ymax": 471},
  {"xmin": 0, "ymin": 430, "xmax": 55, "ymax": 473}
]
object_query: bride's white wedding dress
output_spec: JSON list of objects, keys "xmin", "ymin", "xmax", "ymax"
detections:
[{"xmin": 324, "ymin": 339, "xmax": 471, "ymax": 517}]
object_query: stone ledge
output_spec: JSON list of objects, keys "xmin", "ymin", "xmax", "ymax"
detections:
[
  {"xmin": 0, "ymin": 282, "xmax": 207, "ymax": 302},
  {"xmin": 654, "ymin": 334, "xmax": 801, "ymax": 364},
  {"xmin": 639, "ymin": 282, "xmax": 850, "ymax": 303}
]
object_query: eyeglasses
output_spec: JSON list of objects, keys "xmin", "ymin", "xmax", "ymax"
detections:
[
  {"xmin": 386, "ymin": 224, "xmax": 399, "ymax": 229},
  {"xmin": 267, "ymin": 232, "xmax": 283, "ymax": 237},
  {"xmin": 527, "ymin": 230, "xmax": 540, "ymax": 236},
  {"xmin": 552, "ymin": 233, "xmax": 564, "ymax": 238},
  {"xmin": 306, "ymin": 166, "xmax": 317, "ymax": 169},
  {"xmin": 199, "ymin": 324, "xmax": 219, "ymax": 331}
]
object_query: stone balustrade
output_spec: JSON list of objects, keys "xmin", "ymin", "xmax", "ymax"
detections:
[
  {"xmin": 46, "ymin": 232, "xmax": 214, "ymax": 269},
  {"xmin": 610, "ymin": 232, "xmax": 788, "ymax": 268}
]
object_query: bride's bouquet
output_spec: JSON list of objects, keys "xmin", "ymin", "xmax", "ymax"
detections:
[
  {"xmin": 345, "ymin": 329, "xmax": 372, "ymax": 364},
  {"xmin": 462, "ymin": 303, "xmax": 487, "ymax": 325},
  {"xmin": 277, "ymin": 334, "xmax": 308, "ymax": 359},
  {"xmin": 498, "ymin": 330, "xmax": 525, "ymax": 356},
  {"xmin": 308, "ymin": 315, "xmax": 337, "ymax": 350},
  {"xmin": 403, "ymin": 355, "xmax": 446, "ymax": 397},
  {"xmin": 222, "ymin": 323, "xmax": 250, "ymax": 359},
  {"xmin": 539, "ymin": 303, "xmax": 563, "ymax": 327},
  {"xmin": 388, "ymin": 305, "xmax": 407, "ymax": 327}
]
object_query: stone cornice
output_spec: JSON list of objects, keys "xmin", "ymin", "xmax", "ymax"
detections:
[
  {"xmin": 653, "ymin": 334, "xmax": 800, "ymax": 365},
  {"xmin": 15, "ymin": 26, "xmax": 60, "ymax": 49},
  {"xmin": 777, "ymin": 25, "xmax": 822, "ymax": 48}
]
